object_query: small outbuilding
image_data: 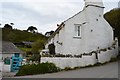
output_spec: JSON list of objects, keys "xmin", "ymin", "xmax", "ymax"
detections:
[
  {"xmin": 0, "ymin": 41, "xmax": 24, "ymax": 72},
  {"xmin": 0, "ymin": 41, "xmax": 24, "ymax": 60}
]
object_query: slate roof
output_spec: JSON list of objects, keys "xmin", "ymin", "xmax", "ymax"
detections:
[{"xmin": 0, "ymin": 41, "xmax": 24, "ymax": 54}]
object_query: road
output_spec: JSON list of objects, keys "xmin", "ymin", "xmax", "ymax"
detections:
[{"xmin": 14, "ymin": 61, "xmax": 119, "ymax": 78}]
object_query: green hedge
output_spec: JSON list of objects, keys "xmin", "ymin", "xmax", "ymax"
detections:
[{"xmin": 16, "ymin": 62, "xmax": 61, "ymax": 76}]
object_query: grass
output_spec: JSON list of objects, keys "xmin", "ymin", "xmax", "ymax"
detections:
[
  {"xmin": 18, "ymin": 47, "xmax": 32, "ymax": 52},
  {"xmin": 2, "ymin": 28, "xmax": 47, "ymax": 43}
]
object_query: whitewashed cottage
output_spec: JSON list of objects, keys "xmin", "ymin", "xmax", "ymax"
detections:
[{"xmin": 41, "ymin": 0, "xmax": 119, "ymax": 69}]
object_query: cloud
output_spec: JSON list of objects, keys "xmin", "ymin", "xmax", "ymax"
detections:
[
  {"xmin": 1, "ymin": 1, "xmax": 84, "ymax": 34},
  {"xmin": 0, "ymin": 0, "xmax": 119, "ymax": 34}
]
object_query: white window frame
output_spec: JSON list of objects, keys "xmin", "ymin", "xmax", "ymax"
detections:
[{"xmin": 74, "ymin": 24, "xmax": 82, "ymax": 38}]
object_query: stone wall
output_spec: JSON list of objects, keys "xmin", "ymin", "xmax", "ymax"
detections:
[
  {"xmin": 41, "ymin": 40, "xmax": 119, "ymax": 69},
  {"xmin": 41, "ymin": 54, "xmax": 97, "ymax": 69}
]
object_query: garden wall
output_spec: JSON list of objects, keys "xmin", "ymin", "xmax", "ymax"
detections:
[
  {"xmin": 3, "ymin": 64, "xmax": 11, "ymax": 72},
  {"xmin": 41, "ymin": 44, "xmax": 118, "ymax": 69},
  {"xmin": 0, "ymin": 62, "xmax": 2, "ymax": 72},
  {"xmin": 41, "ymin": 54, "xmax": 97, "ymax": 69},
  {"xmin": 98, "ymin": 43, "xmax": 118, "ymax": 63},
  {"xmin": 0, "ymin": 62, "xmax": 11, "ymax": 72}
]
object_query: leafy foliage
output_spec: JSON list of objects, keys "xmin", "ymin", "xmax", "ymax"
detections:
[
  {"xmin": 31, "ymin": 40, "xmax": 45, "ymax": 54},
  {"xmin": 104, "ymin": 8, "xmax": 120, "ymax": 45},
  {"xmin": 16, "ymin": 62, "xmax": 61, "ymax": 76},
  {"xmin": 4, "ymin": 24, "xmax": 12, "ymax": 29},
  {"xmin": 27, "ymin": 26, "xmax": 37, "ymax": 33},
  {"xmin": 64, "ymin": 67, "xmax": 73, "ymax": 71},
  {"xmin": 28, "ymin": 54, "xmax": 41, "ymax": 62},
  {"xmin": 18, "ymin": 47, "xmax": 32, "ymax": 52}
]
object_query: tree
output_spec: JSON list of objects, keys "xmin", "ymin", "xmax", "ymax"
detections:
[
  {"xmin": 29, "ymin": 39, "xmax": 44, "ymax": 62},
  {"xmin": 31, "ymin": 40, "xmax": 45, "ymax": 54},
  {"xmin": 104, "ymin": 8, "xmax": 120, "ymax": 45},
  {"xmin": 4, "ymin": 24, "xmax": 12, "ymax": 29},
  {"xmin": 27, "ymin": 26, "xmax": 37, "ymax": 33},
  {"xmin": 10, "ymin": 23, "xmax": 14, "ymax": 26}
]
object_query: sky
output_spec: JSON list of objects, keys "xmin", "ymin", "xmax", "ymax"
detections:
[{"xmin": 0, "ymin": 0, "xmax": 119, "ymax": 34}]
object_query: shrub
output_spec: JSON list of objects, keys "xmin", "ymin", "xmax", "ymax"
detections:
[
  {"xmin": 29, "ymin": 54, "xmax": 41, "ymax": 62},
  {"xmin": 110, "ymin": 57, "xmax": 118, "ymax": 62},
  {"xmin": 73, "ymin": 67, "xmax": 80, "ymax": 70},
  {"xmin": 64, "ymin": 67, "xmax": 73, "ymax": 71},
  {"xmin": 16, "ymin": 62, "xmax": 61, "ymax": 76}
]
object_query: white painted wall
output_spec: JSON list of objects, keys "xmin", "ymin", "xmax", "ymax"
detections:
[
  {"xmin": 98, "ymin": 41, "xmax": 118, "ymax": 63},
  {"xmin": 0, "ymin": 62, "xmax": 2, "ymax": 79},
  {"xmin": 41, "ymin": 46, "xmax": 118, "ymax": 69},
  {"xmin": 54, "ymin": 27, "xmax": 65, "ymax": 54},
  {"xmin": 0, "ymin": 53, "xmax": 23, "ymax": 72},
  {"xmin": 3, "ymin": 64, "xmax": 11, "ymax": 72},
  {"xmin": 0, "ymin": 62, "xmax": 10, "ymax": 72},
  {"xmin": 0, "ymin": 53, "xmax": 2, "ymax": 73},
  {"xmin": 0, "ymin": 62, "xmax": 2, "ymax": 72},
  {"xmin": 2, "ymin": 53, "xmax": 16, "ymax": 73},
  {"xmin": 84, "ymin": 5, "xmax": 113, "ymax": 53},
  {"xmin": 62, "ymin": 10, "xmax": 87, "ymax": 55},
  {"xmin": 0, "ymin": 62, "xmax": 11, "ymax": 72},
  {"xmin": 45, "ymin": 0, "xmax": 114, "ymax": 56},
  {"xmin": 43, "ymin": 0, "xmax": 118, "ymax": 69},
  {"xmin": 41, "ymin": 54, "xmax": 97, "ymax": 69}
]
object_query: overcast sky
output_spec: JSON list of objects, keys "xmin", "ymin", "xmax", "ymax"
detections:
[{"xmin": 0, "ymin": 0, "xmax": 119, "ymax": 34}]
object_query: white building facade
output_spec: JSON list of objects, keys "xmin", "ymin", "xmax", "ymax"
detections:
[
  {"xmin": 42, "ymin": 0, "xmax": 119, "ymax": 69},
  {"xmin": 45, "ymin": 0, "xmax": 114, "ymax": 55}
]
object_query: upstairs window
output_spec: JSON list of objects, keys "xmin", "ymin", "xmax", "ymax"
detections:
[{"xmin": 74, "ymin": 24, "xmax": 81, "ymax": 37}]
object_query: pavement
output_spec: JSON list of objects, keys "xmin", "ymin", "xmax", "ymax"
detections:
[
  {"xmin": 13, "ymin": 61, "xmax": 119, "ymax": 78},
  {"xmin": 2, "ymin": 72, "xmax": 16, "ymax": 78}
]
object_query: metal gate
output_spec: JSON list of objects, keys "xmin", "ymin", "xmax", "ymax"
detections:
[{"xmin": 11, "ymin": 53, "xmax": 22, "ymax": 72}]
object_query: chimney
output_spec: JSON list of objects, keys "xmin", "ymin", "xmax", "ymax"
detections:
[{"xmin": 84, "ymin": 0, "xmax": 104, "ymax": 8}]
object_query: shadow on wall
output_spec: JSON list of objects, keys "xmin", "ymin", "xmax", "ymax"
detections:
[{"xmin": 48, "ymin": 43, "xmax": 55, "ymax": 55}]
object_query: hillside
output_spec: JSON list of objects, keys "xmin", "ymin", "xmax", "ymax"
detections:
[
  {"xmin": 104, "ymin": 8, "xmax": 120, "ymax": 45},
  {"xmin": 2, "ymin": 28, "xmax": 47, "ymax": 43}
]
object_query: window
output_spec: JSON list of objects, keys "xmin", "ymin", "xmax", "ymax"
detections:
[{"xmin": 74, "ymin": 24, "xmax": 81, "ymax": 37}]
